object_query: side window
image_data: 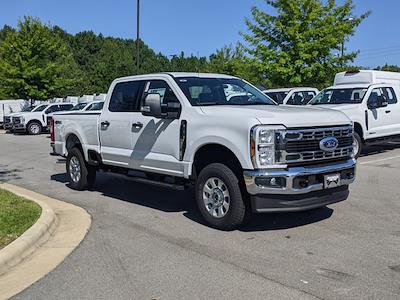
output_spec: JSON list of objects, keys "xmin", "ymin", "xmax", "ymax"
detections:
[
  {"xmin": 287, "ymin": 92, "xmax": 305, "ymax": 105},
  {"xmin": 109, "ymin": 81, "xmax": 143, "ymax": 112},
  {"xmin": 45, "ymin": 105, "xmax": 59, "ymax": 114},
  {"xmin": 145, "ymin": 80, "xmax": 179, "ymax": 105},
  {"xmin": 382, "ymin": 87, "xmax": 397, "ymax": 104},
  {"xmin": 60, "ymin": 104, "xmax": 73, "ymax": 111}
]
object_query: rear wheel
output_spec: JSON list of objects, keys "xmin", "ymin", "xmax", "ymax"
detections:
[
  {"xmin": 27, "ymin": 121, "xmax": 42, "ymax": 135},
  {"xmin": 66, "ymin": 147, "xmax": 96, "ymax": 190},
  {"xmin": 195, "ymin": 163, "xmax": 246, "ymax": 230},
  {"xmin": 353, "ymin": 132, "xmax": 362, "ymax": 159}
]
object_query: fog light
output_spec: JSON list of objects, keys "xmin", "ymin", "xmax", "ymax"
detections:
[{"xmin": 255, "ymin": 177, "xmax": 286, "ymax": 189}]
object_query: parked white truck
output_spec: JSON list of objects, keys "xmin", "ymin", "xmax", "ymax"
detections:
[
  {"xmin": 263, "ymin": 88, "xmax": 319, "ymax": 105},
  {"xmin": 12, "ymin": 103, "xmax": 73, "ymax": 135},
  {"xmin": 51, "ymin": 73, "xmax": 356, "ymax": 230},
  {"xmin": 309, "ymin": 70, "xmax": 400, "ymax": 157}
]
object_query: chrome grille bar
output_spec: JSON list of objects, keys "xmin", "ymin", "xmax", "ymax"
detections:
[{"xmin": 277, "ymin": 125, "xmax": 353, "ymax": 164}]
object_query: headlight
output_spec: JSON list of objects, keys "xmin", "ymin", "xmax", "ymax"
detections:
[
  {"xmin": 250, "ymin": 125, "xmax": 285, "ymax": 168},
  {"xmin": 20, "ymin": 116, "xmax": 25, "ymax": 123}
]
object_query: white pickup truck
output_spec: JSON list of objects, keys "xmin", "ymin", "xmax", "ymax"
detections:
[
  {"xmin": 51, "ymin": 73, "xmax": 356, "ymax": 230},
  {"xmin": 12, "ymin": 103, "xmax": 73, "ymax": 135},
  {"xmin": 309, "ymin": 70, "xmax": 400, "ymax": 157}
]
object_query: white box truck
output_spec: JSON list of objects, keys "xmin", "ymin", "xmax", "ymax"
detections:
[{"xmin": 309, "ymin": 70, "xmax": 400, "ymax": 157}]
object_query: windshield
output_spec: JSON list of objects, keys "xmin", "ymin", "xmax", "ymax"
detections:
[
  {"xmin": 71, "ymin": 102, "xmax": 88, "ymax": 111},
  {"xmin": 32, "ymin": 104, "xmax": 48, "ymax": 112},
  {"xmin": 21, "ymin": 106, "xmax": 33, "ymax": 112},
  {"xmin": 174, "ymin": 77, "xmax": 276, "ymax": 106},
  {"xmin": 310, "ymin": 88, "xmax": 367, "ymax": 105},
  {"xmin": 86, "ymin": 102, "xmax": 104, "ymax": 111}
]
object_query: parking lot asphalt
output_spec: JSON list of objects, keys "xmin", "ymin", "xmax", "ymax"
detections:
[{"xmin": 1, "ymin": 133, "xmax": 400, "ymax": 300}]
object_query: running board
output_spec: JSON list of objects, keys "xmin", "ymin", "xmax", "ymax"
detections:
[{"xmin": 127, "ymin": 175, "xmax": 186, "ymax": 191}]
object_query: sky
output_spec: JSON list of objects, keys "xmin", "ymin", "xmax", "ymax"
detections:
[{"xmin": 1, "ymin": 0, "xmax": 400, "ymax": 68}]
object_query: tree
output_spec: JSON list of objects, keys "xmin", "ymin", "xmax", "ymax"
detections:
[
  {"xmin": 0, "ymin": 17, "xmax": 81, "ymax": 100},
  {"xmin": 242, "ymin": 0, "xmax": 370, "ymax": 88}
]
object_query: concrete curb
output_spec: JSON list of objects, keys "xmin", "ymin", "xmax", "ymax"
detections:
[
  {"xmin": 0, "ymin": 183, "xmax": 58, "ymax": 276},
  {"xmin": 0, "ymin": 183, "xmax": 91, "ymax": 300}
]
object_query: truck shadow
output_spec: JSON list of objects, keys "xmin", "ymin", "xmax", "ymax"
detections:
[
  {"xmin": 360, "ymin": 141, "xmax": 400, "ymax": 157},
  {"xmin": 0, "ymin": 164, "xmax": 23, "ymax": 182},
  {"xmin": 51, "ymin": 171, "xmax": 334, "ymax": 232}
]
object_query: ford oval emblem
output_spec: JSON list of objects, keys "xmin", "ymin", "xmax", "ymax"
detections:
[{"xmin": 319, "ymin": 137, "xmax": 339, "ymax": 152}]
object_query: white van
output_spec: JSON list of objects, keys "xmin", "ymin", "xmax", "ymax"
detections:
[
  {"xmin": 263, "ymin": 87, "xmax": 319, "ymax": 105},
  {"xmin": 309, "ymin": 70, "xmax": 400, "ymax": 157}
]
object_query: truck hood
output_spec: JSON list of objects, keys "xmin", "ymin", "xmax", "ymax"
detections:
[
  {"xmin": 13, "ymin": 111, "xmax": 42, "ymax": 117},
  {"xmin": 200, "ymin": 105, "xmax": 351, "ymax": 128}
]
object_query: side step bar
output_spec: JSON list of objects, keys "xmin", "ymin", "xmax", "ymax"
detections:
[{"xmin": 127, "ymin": 175, "xmax": 186, "ymax": 191}]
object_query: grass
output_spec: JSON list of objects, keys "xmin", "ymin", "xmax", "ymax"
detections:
[{"xmin": 0, "ymin": 188, "xmax": 41, "ymax": 248}]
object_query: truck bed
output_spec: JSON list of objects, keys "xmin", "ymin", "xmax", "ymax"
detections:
[{"xmin": 53, "ymin": 112, "xmax": 101, "ymax": 157}]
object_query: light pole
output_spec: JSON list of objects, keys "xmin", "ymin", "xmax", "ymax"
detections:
[{"xmin": 136, "ymin": 0, "xmax": 140, "ymax": 74}]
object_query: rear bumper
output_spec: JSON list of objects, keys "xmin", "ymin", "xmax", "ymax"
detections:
[{"xmin": 243, "ymin": 159, "xmax": 356, "ymax": 213}]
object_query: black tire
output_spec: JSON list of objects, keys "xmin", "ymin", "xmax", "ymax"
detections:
[
  {"xmin": 66, "ymin": 147, "xmax": 96, "ymax": 190},
  {"xmin": 27, "ymin": 121, "xmax": 42, "ymax": 135},
  {"xmin": 353, "ymin": 132, "xmax": 363, "ymax": 159},
  {"xmin": 195, "ymin": 163, "xmax": 246, "ymax": 231}
]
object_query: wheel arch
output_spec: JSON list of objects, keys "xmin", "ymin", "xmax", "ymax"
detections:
[
  {"xmin": 192, "ymin": 143, "xmax": 244, "ymax": 180},
  {"xmin": 353, "ymin": 122, "xmax": 364, "ymax": 141}
]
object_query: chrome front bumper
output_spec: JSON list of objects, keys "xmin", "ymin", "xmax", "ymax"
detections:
[{"xmin": 243, "ymin": 159, "xmax": 356, "ymax": 195}]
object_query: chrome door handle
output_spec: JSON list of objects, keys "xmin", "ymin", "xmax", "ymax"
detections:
[
  {"xmin": 132, "ymin": 122, "xmax": 143, "ymax": 129},
  {"xmin": 100, "ymin": 121, "xmax": 110, "ymax": 130}
]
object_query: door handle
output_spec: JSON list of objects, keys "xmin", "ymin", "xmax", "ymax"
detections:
[
  {"xmin": 132, "ymin": 122, "xmax": 143, "ymax": 129},
  {"xmin": 385, "ymin": 110, "xmax": 391, "ymax": 113},
  {"xmin": 100, "ymin": 121, "xmax": 110, "ymax": 130}
]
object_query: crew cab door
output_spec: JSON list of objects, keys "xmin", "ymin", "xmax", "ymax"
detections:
[
  {"xmin": 99, "ymin": 80, "xmax": 145, "ymax": 167},
  {"xmin": 366, "ymin": 86, "xmax": 400, "ymax": 137},
  {"xmin": 129, "ymin": 79, "xmax": 184, "ymax": 176}
]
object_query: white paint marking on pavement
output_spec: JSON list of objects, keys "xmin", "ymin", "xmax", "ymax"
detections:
[{"xmin": 359, "ymin": 155, "xmax": 400, "ymax": 165}]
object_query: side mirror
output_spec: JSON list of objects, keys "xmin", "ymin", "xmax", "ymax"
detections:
[
  {"xmin": 141, "ymin": 93, "xmax": 162, "ymax": 118},
  {"xmin": 368, "ymin": 95, "xmax": 388, "ymax": 109}
]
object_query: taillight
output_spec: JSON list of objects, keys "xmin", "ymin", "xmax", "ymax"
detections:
[{"xmin": 50, "ymin": 119, "xmax": 55, "ymax": 142}]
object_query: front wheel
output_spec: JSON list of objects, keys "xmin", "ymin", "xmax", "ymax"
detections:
[
  {"xmin": 27, "ymin": 121, "xmax": 42, "ymax": 135},
  {"xmin": 353, "ymin": 132, "xmax": 362, "ymax": 159},
  {"xmin": 66, "ymin": 147, "xmax": 96, "ymax": 190},
  {"xmin": 195, "ymin": 163, "xmax": 246, "ymax": 230}
]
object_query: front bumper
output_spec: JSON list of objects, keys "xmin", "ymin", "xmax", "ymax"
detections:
[
  {"xmin": 243, "ymin": 159, "xmax": 356, "ymax": 212},
  {"xmin": 12, "ymin": 123, "xmax": 26, "ymax": 131}
]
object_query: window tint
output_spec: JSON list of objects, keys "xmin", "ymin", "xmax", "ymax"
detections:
[
  {"xmin": 310, "ymin": 88, "xmax": 367, "ymax": 105},
  {"xmin": 45, "ymin": 105, "xmax": 60, "ymax": 114},
  {"xmin": 145, "ymin": 80, "xmax": 179, "ymax": 105},
  {"xmin": 265, "ymin": 92, "xmax": 288, "ymax": 104},
  {"xmin": 109, "ymin": 81, "xmax": 143, "ymax": 112},
  {"xmin": 87, "ymin": 102, "xmax": 104, "ymax": 111},
  {"xmin": 60, "ymin": 104, "xmax": 73, "ymax": 111},
  {"xmin": 382, "ymin": 87, "xmax": 397, "ymax": 104},
  {"xmin": 286, "ymin": 92, "xmax": 305, "ymax": 105},
  {"xmin": 368, "ymin": 87, "xmax": 397, "ymax": 105},
  {"xmin": 303, "ymin": 91, "xmax": 317, "ymax": 104}
]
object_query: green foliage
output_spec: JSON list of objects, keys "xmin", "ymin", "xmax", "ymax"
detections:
[
  {"xmin": 242, "ymin": 0, "xmax": 370, "ymax": 88},
  {"xmin": 375, "ymin": 64, "xmax": 400, "ymax": 72},
  {"xmin": 0, "ymin": 17, "xmax": 82, "ymax": 100},
  {"xmin": 0, "ymin": 188, "xmax": 41, "ymax": 248}
]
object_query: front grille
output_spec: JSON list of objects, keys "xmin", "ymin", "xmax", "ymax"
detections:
[
  {"xmin": 276, "ymin": 125, "xmax": 353, "ymax": 165},
  {"xmin": 12, "ymin": 117, "xmax": 21, "ymax": 125}
]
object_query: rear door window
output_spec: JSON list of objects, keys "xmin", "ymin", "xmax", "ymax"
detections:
[{"xmin": 382, "ymin": 87, "xmax": 397, "ymax": 104}]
